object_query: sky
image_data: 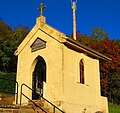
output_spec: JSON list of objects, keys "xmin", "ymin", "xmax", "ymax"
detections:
[{"xmin": 0, "ymin": 0, "xmax": 120, "ymax": 39}]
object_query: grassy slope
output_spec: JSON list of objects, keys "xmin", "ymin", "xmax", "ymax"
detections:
[{"xmin": 109, "ymin": 103, "xmax": 120, "ymax": 113}]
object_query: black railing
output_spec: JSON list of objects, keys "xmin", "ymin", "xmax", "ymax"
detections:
[
  {"xmin": 42, "ymin": 96, "xmax": 64, "ymax": 113},
  {"xmin": 20, "ymin": 83, "xmax": 47, "ymax": 113},
  {"xmin": 0, "ymin": 77, "xmax": 18, "ymax": 104},
  {"xmin": 20, "ymin": 83, "xmax": 64, "ymax": 113}
]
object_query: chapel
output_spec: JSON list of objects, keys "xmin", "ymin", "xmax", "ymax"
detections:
[{"xmin": 15, "ymin": 3, "xmax": 111, "ymax": 113}]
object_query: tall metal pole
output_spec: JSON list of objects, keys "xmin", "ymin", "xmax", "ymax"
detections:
[{"xmin": 72, "ymin": 1, "xmax": 77, "ymax": 40}]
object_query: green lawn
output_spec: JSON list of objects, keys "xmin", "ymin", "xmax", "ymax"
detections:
[{"xmin": 109, "ymin": 103, "xmax": 120, "ymax": 113}]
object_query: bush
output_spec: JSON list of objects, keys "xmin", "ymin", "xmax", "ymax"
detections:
[
  {"xmin": 109, "ymin": 103, "xmax": 120, "ymax": 113},
  {"xmin": 0, "ymin": 71, "xmax": 16, "ymax": 94}
]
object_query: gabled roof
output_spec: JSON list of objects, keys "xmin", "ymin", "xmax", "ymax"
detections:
[
  {"xmin": 15, "ymin": 16, "xmax": 111, "ymax": 61},
  {"xmin": 14, "ymin": 16, "xmax": 66, "ymax": 56},
  {"xmin": 63, "ymin": 37, "xmax": 111, "ymax": 61}
]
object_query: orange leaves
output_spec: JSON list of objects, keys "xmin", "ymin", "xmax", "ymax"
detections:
[{"xmin": 89, "ymin": 38, "xmax": 120, "ymax": 98}]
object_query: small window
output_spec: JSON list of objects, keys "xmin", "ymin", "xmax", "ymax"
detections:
[{"xmin": 80, "ymin": 59, "xmax": 84, "ymax": 84}]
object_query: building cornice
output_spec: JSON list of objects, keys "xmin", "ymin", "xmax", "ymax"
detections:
[{"xmin": 63, "ymin": 37, "xmax": 111, "ymax": 61}]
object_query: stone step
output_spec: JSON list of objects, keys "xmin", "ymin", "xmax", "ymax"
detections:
[
  {"xmin": 0, "ymin": 99, "xmax": 54, "ymax": 113},
  {"xmin": 20, "ymin": 107, "xmax": 51, "ymax": 113},
  {"xmin": 0, "ymin": 104, "xmax": 20, "ymax": 109},
  {"xmin": 0, "ymin": 94, "xmax": 15, "ymax": 106},
  {"xmin": 28, "ymin": 100, "xmax": 45, "ymax": 107},
  {"xmin": 0, "ymin": 109, "xmax": 20, "ymax": 113},
  {"xmin": 20, "ymin": 108, "xmax": 36, "ymax": 113},
  {"xmin": 0, "ymin": 108, "xmax": 50, "ymax": 113},
  {"xmin": 28, "ymin": 100, "xmax": 45, "ymax": 104},
  {"xmin": 20, "ymin": 100, "xmax": 51, "ymax": 113}
]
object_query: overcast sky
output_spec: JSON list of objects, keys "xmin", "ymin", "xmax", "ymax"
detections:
[{"xmin": 0, "ymin": 0, "xmax": 120, "ymax": 39}]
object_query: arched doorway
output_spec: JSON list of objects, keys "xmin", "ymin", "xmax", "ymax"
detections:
[{"xmin": 32, "ymin": 56, "xmax": 46, "ymax": 100}]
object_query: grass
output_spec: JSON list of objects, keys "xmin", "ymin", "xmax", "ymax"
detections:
[{"xmin": 109, "ymin": 103, "xmax": 120, "ymax": 113}]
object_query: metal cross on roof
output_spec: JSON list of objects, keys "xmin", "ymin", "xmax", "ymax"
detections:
[{"xmin": 37, "ymin": 3, "xmax": 46, "ymax": 16}]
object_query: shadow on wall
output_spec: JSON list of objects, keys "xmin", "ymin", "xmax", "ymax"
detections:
[{"xmin": 95, "ymin": 111, "xmax": 103, "ymax": 113}]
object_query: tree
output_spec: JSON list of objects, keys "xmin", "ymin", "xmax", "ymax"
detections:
[
  {"xmin": 0, "ymin": 21, "xmax": 12, "ymax": 39},
  {"xmin": 113, "ymin": 39, "xmax": 120, "ymax": 47},
  {"xmin": 68, "ymin": 31, "xmax": 94, "ymax": 46},
  {"xmin": 10, "ymin": 26, "xmax": 29, "ymax": 72},
  {"xmin": 91, "ymin": 27, "xmax": 109, "ymax": 40},
  {"xmin": 0, "ymin": 21, "xmax": 12, "ymax": 72},
  {"xmin": 0, "ymin": 21, "xmax": 29, "ymax": 72},
  {"xmin": 90, "ymin": 39, "xmax": 120, "ymax": 104},
  {"xmin": 110, "ymin": 72, "xmax": 120, "ymax": 104}
]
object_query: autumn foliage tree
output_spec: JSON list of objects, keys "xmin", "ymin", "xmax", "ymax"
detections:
[{"xmin": 90, "ymin": 38, "xmax": 120, "ymax": 104}]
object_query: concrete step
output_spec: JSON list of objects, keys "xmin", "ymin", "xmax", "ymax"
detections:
[
  {"xmin": 20, "ymin": 108, "xmax": 36, "ymax": 113},
  {"xmin": 0, "ymin": 109, "xmax": 20, "ymax": 113},
  {"xmin": 28, "ymin": 100, "xmax": 45, "ymax": 107},
  {"xmin": 0, "ymin": 104, "xmax": 20, "ymax": 109},
  {"xmin": 0, "ymin": 99, "xmax": 58, "ymax": 113},
  {"xmin": 0, "ymin": 104, "xmax": 20, "ymax": 113},
  {"xmin": 20, "ymin": 100, "xmax": 50, "ymax": 113},
  {"xmin": 0, "ymin": 94, "xmax": 15, "ymax": 106}
]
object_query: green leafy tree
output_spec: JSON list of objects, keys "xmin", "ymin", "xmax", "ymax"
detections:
[
  {"xmin": 0, "ymin": 21, "xmax": 29, "ymax": 95},
  {"xmin": 0, "ymin": 21, "xmax": 12, "ymax": 72},
  {"xmin": 110, "ymin": 72, "xmax": 120, "ymax": 104},
  {"xmin": 0, "ymin": 21, "xmax": 29, "ymax": 72},
  {"xmin": 10, "ymin": 26, "xmax": 29, "ymax": 72}
]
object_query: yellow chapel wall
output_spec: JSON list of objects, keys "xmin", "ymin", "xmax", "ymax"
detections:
[
  {"xmin": 62, "ymin": 45, "xmax": 108, "ymax": 113},
  {"xmin": 15, "ymin": 15, "xmax": 109, "ymax": 112},
  {"xmin": 16, "ymin": 29, "xmax": 64, "ymax": 104}
]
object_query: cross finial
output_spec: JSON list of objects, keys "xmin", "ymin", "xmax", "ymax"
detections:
[{"xmin": 37, "ymin": 3, "xmax": 46, "ymax": 16}]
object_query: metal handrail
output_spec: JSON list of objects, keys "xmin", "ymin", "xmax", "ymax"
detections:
[
  {"xmin": 42, "ymin": 96, "xmax": 64, "ymax": 113},
  {"xmin": 20, "ymin": 83, "xmax": 47, "ymax": 113},
  {"xmin": 0, "ymin": 77, "xmax": 18, "ymax": 104},
  {"xmin": 20, "ymin": 83, "xmax": 64, "ymax": 113}
]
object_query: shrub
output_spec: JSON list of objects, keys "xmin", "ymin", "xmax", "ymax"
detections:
[{"xmin": 0, "ymin": 71, "xmax": 16, "ymax": 94}]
